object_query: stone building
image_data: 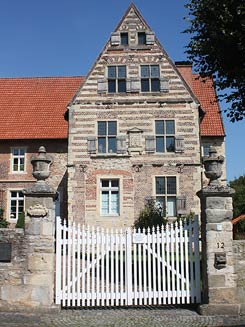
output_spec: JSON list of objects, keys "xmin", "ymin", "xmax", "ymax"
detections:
[
  {"xmin": 0, "ymin": 4, "xmax": 225, "ymax": 226},
  {"xmin": 67, "ymin": 4, "xmax": 225, "ymax": 227}
]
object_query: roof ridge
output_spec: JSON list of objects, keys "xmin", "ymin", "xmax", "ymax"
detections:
[{"xmin": 0, "ymin": 75, "xmax": 84, "ymax": 80}]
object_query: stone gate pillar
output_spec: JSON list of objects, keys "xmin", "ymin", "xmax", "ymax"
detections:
[
  {"xmin": 23, "ymin": 146, "xmax": 57, "ymax": 308},
  {"xmin": 197, "ymin": 147, "xmax": 238, "ymax": 315}
]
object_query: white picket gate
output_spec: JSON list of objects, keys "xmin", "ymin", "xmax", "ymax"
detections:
[{"xmin": 55, "ymin": 216, "xmax": 201, "ymax": 307}]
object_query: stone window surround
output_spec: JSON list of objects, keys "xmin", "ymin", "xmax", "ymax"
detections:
[
  {"xmin": 96, "ymin": 174, "xmax": 123, "ymax": 217},
  {"xmin": 155, "ymin": 119, "xmax": 175, "ymax": 153},
  {"xmin": 140, "ymin": 64, "xmax": 160, "ymax": 92},
  {"xmin": 153, "ymin": 175, "xmax": 179, "ymax": 217},
  {"xmin": 97, "ymin": 120, "xmax": 117, "ymax": 154},
  {"xmin": 10, "ymin": 146, "xmax": 27, "ymax": 174},
  {"xmin": 107, "ymin": 65, "xmax": 127, "ymax": 93},
  {"xmin": 8, "ymin": 189, "xmax": 24, "ymax": 222}
]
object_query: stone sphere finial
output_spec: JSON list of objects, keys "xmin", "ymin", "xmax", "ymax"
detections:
[
  {"xmin": 31, "ymin": 146, "xmax": 53, "ymax": 182},
  {"xmin": 203, "ymin": 146, "xmax": 224, "ymax": 185}
]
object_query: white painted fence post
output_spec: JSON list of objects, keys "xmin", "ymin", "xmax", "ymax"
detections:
[
  {"xmin": 55, "ymin": 216, "xmax": 61, "ymax": 305},
  {"xmin": 126, "ymin": 228, "xmax": 132, "ymax": 305}
]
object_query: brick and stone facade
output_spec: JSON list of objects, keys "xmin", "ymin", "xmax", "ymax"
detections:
[
  {"xmin": 67, "ymin": 4, "xmax": 202, "ymax": 226},
  {"xmin": 0, "ymin": 139, "xmax": 68, "ymax": 225}
]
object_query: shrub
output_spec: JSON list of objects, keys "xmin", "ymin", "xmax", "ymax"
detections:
[
  {"xmin": 0, "ymin": 208, "xmax": 9, "ymax": 228},
  {"xmin": 134, "ymin": 197, "xmax": 168, "ymax": 230},
  {"xmin": 15, "ymin": 212, "xmax": 25, "ymax": 229},
  {"xmin": 177, "ymin": 211, "xmax": 195, "ymax": 224}
]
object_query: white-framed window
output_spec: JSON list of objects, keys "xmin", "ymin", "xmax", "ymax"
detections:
[
  {"xmin": 108, "ymin": 65, "xmax": 127, "ymax": 93},
  {"xmin": 100, "ymin": 179, "xmax": 119, "ymax": 215},
  {"xmin": 11, "ymin": 147, "xmax": 26, "ymax": 173},
  {"xmin": 98, "ymin": 121, "xmax": 117, "ymax": 153},
  {"xmin": 9, "ymin": 191, "xmax": 24, "ymax": 221},
  {"xmin": 155, "ymin": 120, "xmax": 175, "ymax": 152},
  {"xmin": 155, "ymin": 176, "xmax": 177, "ymax": 217},
  {"xmin": 141, "ymin": 65, "xmax": 160, "ymax": 92}
]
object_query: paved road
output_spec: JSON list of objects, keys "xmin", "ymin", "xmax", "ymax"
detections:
[{"xmin": 0, "ymin": 307, "xmax": 245, "ymax": 327}]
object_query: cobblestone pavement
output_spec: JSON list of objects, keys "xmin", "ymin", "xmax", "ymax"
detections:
[{"xmin": 0, "ymin": 306, "xmax": 245, "ymax": 327}]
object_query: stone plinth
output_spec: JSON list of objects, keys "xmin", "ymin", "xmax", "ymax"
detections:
[{"xmin": 197, "ymin": 184, "xmax": 239, "ymax": 316}]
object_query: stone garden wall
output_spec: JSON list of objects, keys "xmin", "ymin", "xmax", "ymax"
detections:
[{"xmin": 233, "ymin": 240, "xmax": 245, "ymax": 315}]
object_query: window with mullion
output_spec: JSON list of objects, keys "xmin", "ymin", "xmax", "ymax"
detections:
[
  {"xmin": 141, "ymin": 65, "xmax": 160, "ymax": 92},
  {"xmin": 155, "ymin": 120, "xmax": 175, "ymax": 153},
  {"xmin": 98, "ymin": 121, "xmax": 117, "ymax": 153},
  {"xmin": 12, "ymin": 147, "xmax": 25, "ymax": 172},
  {"xmin": 155, "ymin": 176, "xmax": 177, "ymax": 217},
  {"xmin": 100, "ymin": 179, "xmax": 119, "ymax": 215},
  {"xmin": 9, "ymin": 191, "xmax": 24, "ymax": 220},
  {"xmin": 108, "ymin": 66, "xmax": 126, "ymax": 93}
]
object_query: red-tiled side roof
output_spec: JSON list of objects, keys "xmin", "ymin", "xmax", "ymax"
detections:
[
  {"xmin": 0, "ymin": 72, "xmax": 224, "ymax": 139},
  {"xmin": 0, "ymin": 76, "xmax": 83, "ymax": 139},
  {"xmin": 177, "ymin": 65, "xmax": 225, "ymax": 137},
  {"xmin": 192, "ymin": 74, "xmax": 225, "ymax": 137}
]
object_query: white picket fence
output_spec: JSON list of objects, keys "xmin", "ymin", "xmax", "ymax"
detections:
[{"xmin": 55, "ymin": 216, "xmax": 201, "ymax": 307}]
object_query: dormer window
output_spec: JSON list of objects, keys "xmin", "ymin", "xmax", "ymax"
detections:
[
  {"xmin": 120, "ymin": 32, "xmax": 128, "ymax": 45},
  {"xmin": 138, "ymin": 32, "xmax": 146, "ymax": 45},
  {"xmin": 108, "ymin": 66, "xmax": 126, "ymax": 93}
]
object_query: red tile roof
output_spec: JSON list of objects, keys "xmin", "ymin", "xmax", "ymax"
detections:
[
  {"xmin": 192, "ymin": 74, "xmax": 225, "ymax": 136},
  {"xmin": 177, "ymin": 65, "xmax": 225, "ymax": 137},
  {"xmin": 0, "ymin": 76, "xmax": 83, "ymax": 139},
  {"xmin": 0, "ymin": 70, "xmax": 224, "ymax": 140}
]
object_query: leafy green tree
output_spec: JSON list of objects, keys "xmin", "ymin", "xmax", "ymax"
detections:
[
  {"xmin": 230, "ymin": 175, "xmax": 245, "ymax": 217},
  {"xmin": 184, "ymin": 0, "xmax": 245, "ymax": 122}
]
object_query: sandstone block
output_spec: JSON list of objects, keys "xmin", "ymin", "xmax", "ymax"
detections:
[
  {"xmin": 209, "ymin": 274, "xmax": 226, "ymax": 287},
  {"xmin": 28, "ymin": 254, "xmax": 54, "ymax": 272},
  {"xmin": 209, "ymin": 287, "xmax": 238, "ymax": 304},
  {"xmin": 206, "ymin": 209, "xmax": 233, "ymax": 223},
  {"xmin": 206, "ymin": 197, "xmax": 226, "ymax": 209}
]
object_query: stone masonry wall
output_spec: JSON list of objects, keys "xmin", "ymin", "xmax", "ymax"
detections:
[
  {"xmin": 233, "ymin": 240, "xmax": 245, "ymax": 315},
  {"xmin": 0, "ymin": 229, "xmax": 27, "ymax": 309},
  {"xmin": 0, "ymin": 215, "xmax": 55, "ymax": 309}
]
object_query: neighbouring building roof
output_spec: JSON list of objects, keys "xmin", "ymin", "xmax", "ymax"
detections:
[
  {"xmin": 0, "ymin": 76, "xmax": 83, "ymax": 140},
  {"xmin": 232, "ymin": 214, "xmax": 245, "ymax": 225},
  {"xmin": 0, "ymin": 69, "xmax": 224, "ymax": 140}
]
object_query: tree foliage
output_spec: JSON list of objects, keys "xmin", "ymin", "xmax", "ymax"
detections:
[
  {"xmin": 184, "ymin": 0, "xmax": 245, "ymax": 122},
  {"xmin": 230, "ymin": 175, "xmax": 245, "ymax": 217}
]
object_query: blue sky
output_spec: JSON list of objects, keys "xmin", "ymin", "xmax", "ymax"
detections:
[{"xmin": 0, "ymin": 0, "xmax": 244, "ymax": 181}]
